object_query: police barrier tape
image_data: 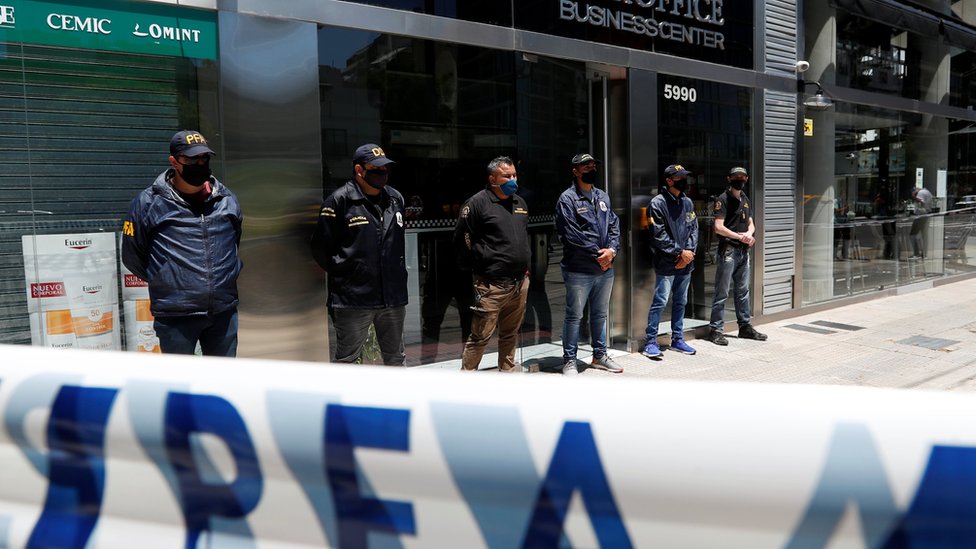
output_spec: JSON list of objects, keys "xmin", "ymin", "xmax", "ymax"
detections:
[{"xmin": 0, "ymin": 345, "xmax": 973, "ymax": 547}]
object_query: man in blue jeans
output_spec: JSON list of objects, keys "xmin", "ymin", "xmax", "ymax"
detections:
[
  {"xmin": 706, "ymin": 167, "xmax": 767, "ymax": 345},
  {"xmin": 555, "ymin": 153, "xmax": 622, "ymax": 375},
  {"xmin": 643, "ymin": 164, "xmax": 699, "ymax": 359},
  {"xmin": 122, "ymin": 130, "xmax": 243, "ymax": 356}
]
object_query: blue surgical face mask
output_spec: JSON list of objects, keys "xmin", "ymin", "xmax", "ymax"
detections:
[{"xmin": 495, "ymin": 178, "xmax": 518, "ymax": 196}]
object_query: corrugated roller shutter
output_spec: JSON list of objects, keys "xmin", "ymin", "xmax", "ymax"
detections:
[
  {"xmin": 763, "ymin": 94, "xmax": 798, "ymax": 313},
  {"xmin": 763, "ymin": 0, "xmax": 799, "ymax": 314},
  {"xmin": 0, "ymin": 44, "xmax": 181, "ymax": 344},
  {"xmin": 765, "ymin": 0, "xmax": 799, "ymax": 77}
]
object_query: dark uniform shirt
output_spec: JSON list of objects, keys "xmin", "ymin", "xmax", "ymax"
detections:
[
  {"xmin": 310, "ymin": 180, "xmax": 408, "ymax": 309},
  {"xmin": 555, "ymin": 182, "xmax": 621, "ymax": 275},
  {"xmin": 453, "ymin": 188, "xmax": 531, "ymax": 280},
  {"xmin": 714, "ymin": 189, "xmax": 752, "ymax": 249}
]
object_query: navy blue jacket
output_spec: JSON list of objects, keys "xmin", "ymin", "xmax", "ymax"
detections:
[
  {"xmin": 122, "ymin": 170, "xmax": 243, "ymax": 317},
  {"xmin": 310, "ymin": 180, "xmax": 408, "ymax": 309},
  {"xmin": 555, "ymin": 182, "xmax": 621, "ymax": 274},
  {"xmin": 648, "ymin": 188, "xmax": 699, "ymax": 275}
]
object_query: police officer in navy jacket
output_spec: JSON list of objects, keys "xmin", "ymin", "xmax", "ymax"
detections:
[
  {"xmin": 311, "ymin": 144, "xmax": 408, "ymax": 366},
  {"xmin": 554, "ymin": 153, "xmax": 623, "ymax": 375},
  {"xmin": 641, "ymin": 164, "xmax": 699, "ymax": 359},
  {"xmin": 122, "ymin": 130, "xmax": 243, "ymax": 356}
]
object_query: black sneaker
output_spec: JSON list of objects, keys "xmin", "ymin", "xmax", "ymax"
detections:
[
  {"xmin": 707, "ymin": 329, "xmax": 729, "ymax": 346},
  {"xmin": 738, "ymin": 324, "xmax": 768, "ymax": 341}
]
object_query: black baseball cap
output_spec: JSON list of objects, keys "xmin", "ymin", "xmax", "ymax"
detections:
[
  {"xmin": 353, "ymin": 143, "xmax": 395, "ymax": 167},
  {"xmin": 170, "ymin": 130, "xmax": 215, "ymax": 157},
  {"xmin": 571, "ymin": 153, "xmax": 599, "ymax": 165},
  {"xmin": 664, "ymin": 164, "xmax": 692, "ymax": 178},
  {"xmin": 729, "ymin": 166, "xmax": 749, "ymax": 177}
]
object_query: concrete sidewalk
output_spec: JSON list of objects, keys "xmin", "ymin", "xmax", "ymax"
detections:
[{"xmin": 581, "ymin": 277, "xmax": 976, "ymax": 391}]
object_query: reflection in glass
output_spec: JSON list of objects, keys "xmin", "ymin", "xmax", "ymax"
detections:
[
  {"xmin": 835, "ymin": 8, "xmax": 947, "ymax": 100},
  {"xmin": 802, "ymin": 103, "xmax": 976, "ymax": 306}
]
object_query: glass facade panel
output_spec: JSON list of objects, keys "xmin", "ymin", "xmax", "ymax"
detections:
[
  {"xmin": 318, "ymin": 27, "xmax": 596, "ymax": 366},
  {"xmin": 801, "ymin": 103, "xmax": 976, "ymax": 306},
  {"xmin": 835, "ymin": 8, "xmax": 948, "ymax": 100},
  {"xmin": 804, "ymin": 3, "xmax": 976, "ymax": 306}
]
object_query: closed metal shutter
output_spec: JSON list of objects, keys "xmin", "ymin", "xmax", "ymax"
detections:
[
  {"xmin": 0, "ymin": 44, "xmax": 182, "ymax": 344},
  {"xmin": 763, "ymin": 0, "xmax": 799, "ymax": 313},
  {"xmin": 765, "ymin": 0, "xmax": 800, "ymax": 77}
]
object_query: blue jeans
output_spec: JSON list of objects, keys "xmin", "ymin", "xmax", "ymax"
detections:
[
  {"xmin": 561, "ymin": 269, "xmax": 614, "ymax": 361},
  {"xmin": 330, "ymin": 306, "xmax": 406, "ymax": 366},
  {"xmin": 154, "ymin": 309, "xmax": 239, "ymax": 357},
  {"xmin": 645, "ymin": 271, "xmax": 691, "ymax": 342},
  {"xmin": 709, "ymin": 246, "xmax": 751, "ymax": 332}
]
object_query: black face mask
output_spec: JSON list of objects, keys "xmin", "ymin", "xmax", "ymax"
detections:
[
  {"xmin": 671, "ymin": 178, "xmax": 689, "ymax": 192},
  {"xmin": 581, "ymin": 170, "xmax": 598, "ymax": 185},
  {"xmin": 178, "ymin": 162, "xmax": 211, "ymax": 187},
  {"xmin": 730, "ymin": 179, "xmax": 746, "ymax": 191},
  {"xmin": 362, "ymin": 169, "xmax": 389, "ymax": 190}
]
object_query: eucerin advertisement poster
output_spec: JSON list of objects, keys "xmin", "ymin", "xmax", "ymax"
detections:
[
  {"xmin": 121, "ymin": 256, "xmax": 160, "ymax": 353},
  {"xmin": 22, "ymin": 232, "xmax": 121, "ymax": 351}
]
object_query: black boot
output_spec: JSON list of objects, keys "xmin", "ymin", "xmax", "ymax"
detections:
[{"xmin": 738, "ymin": 324, "xmax": 768, "ymax": 341}]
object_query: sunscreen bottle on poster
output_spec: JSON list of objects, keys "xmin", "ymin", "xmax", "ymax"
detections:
[
  {"xmin": 44, "ymin": 309, "xmax": 76, "ymax": 349},
  {"xmin": 64, "ymin": 273, "xmax": 117, "ymax": 351},
  {"xmin": 134, "ymin": 299, "xmax": 159, "ymax": 353}
]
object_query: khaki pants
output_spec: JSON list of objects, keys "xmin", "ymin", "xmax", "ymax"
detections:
[{"xmin": 461, "ymin": 275, "xmax": 530, "ymax": 371}]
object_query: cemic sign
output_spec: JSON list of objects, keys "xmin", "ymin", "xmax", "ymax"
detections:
[{"xmin": 46, "ymin": 13, "xmax": 111, "ymax": 35}]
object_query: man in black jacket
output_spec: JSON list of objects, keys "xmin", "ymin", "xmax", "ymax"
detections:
[
  {"xmin": 122, "ymin": 130, "xmax": 243, "ymax": 356},
  {"xmin": 311, "ymin": 144, "xmax": 408, "ymax": 366},
  {"xmin": 453, "ymin": 156, "xmax": 531, "ymax": 372}
]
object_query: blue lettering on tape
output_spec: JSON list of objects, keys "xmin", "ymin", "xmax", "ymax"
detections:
[
  {"xmin": 164, "ymin": 392, "xmax": 262, "ymax": 548},
  {"xmin": 5, "ymin": 373, "xmax": 84, "ymax": 476},
  {"xmin": 325, "ymin": 404, "xmax": 415, "ymax": 548},
  {"xmin": 883, "ymin": 445, "xmax": 976, "ymax": 547},
  {"xmin": 27, "ymin": 385, "xmax": 118, "ymax": 549},
  {"xmin": 523, "ymin": 421, "xmax": 633, "ymax": 548}
]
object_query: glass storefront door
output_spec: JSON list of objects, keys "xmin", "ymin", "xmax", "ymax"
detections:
[
  {"xmin": 630, "ymin": 74, "xmax": 754, "ymax": 344},
  {"xmin": 318, "ymin": 27, "xmax": 627, "ymax": 367}
]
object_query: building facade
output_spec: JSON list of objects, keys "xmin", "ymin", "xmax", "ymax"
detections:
[{"xmin": 2, "ymin": 0, "xmax": 975, "ymax": 364}]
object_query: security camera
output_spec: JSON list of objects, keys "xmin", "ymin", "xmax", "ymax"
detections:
[{"xmin": 795, "ymin": 60, "xmax": 811, "ymax": 73}]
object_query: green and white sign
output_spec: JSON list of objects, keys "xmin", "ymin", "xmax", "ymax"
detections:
[{"xmin": 0, "ymin": 0, "xmax": 217, "ymax": 59}]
